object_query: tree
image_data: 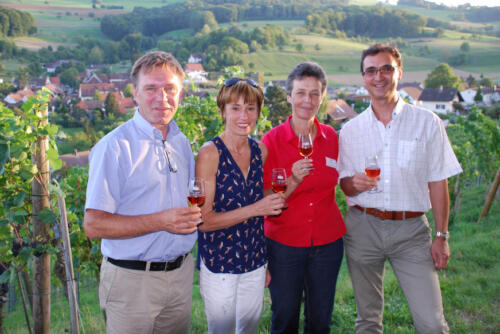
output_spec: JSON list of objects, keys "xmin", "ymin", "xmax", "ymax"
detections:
[
  {"xmin": 474, "ymin": 86, "xmax": 483, "ymax": 103},
  {"xmin": 295, "ymin": 42, "xmax": 304, "ymax": 52},
  {"xmin": 479, "ymin": 77, "xmax": 495, "ymax": 89},
  {"xmin": 105, "ymin": 92, "xmax": 120, "ymax": 117},
  {"xmin": 424, "ymin": 63, "xmax": 462, "ymax": 89},
  {"xmin": 28, "ymin": 61, "xmax": 44, "ymax": 77},
  {"xmin": 265, "ymin": 85, "xmax": 291, "ymax": 127},
  {"xmin": 460, "ymin": 42, "xmax": 470, "ymax": 53},
  {"xmin": 59, "ymin": 67, "xmax": 80, "ymax": 88},
  {"xmin": 94, "ymin": 89, "xmax": 103, "ymax": 101},
  {"xmin": 123, "ymin": 83, "xmax": 134, "ymax": 98},
  {"xmin": 16, "ymin": 66, "xmax": 30, "ymax": 89},
  {"xmin": 88, "ymin": 46, "xmax": 104, "ymax": 65},
  {"xmin": 466, "ymin": 74, "xmax": 476, "ymax": 88}
]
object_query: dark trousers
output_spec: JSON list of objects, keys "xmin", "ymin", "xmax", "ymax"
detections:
[{"xmin": 267, "ymin": 238, "xmax": 344, "ymax": 334}]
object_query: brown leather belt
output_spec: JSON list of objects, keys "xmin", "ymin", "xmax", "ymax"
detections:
[{"xmin": 354, "ymin": 205, "xmax": 424, "ymax": 220}]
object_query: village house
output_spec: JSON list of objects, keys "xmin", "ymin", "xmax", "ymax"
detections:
[
  {"xmin": 76, "ymin": 91, "xmax": 135, "ymax": 114},
  {"xmin": 482, "ymin": 87, "xmax": 500, "ymax": 106},
  {"xmin": 188, "ymin": 53, "xmax": 204, "ymax": 64},
  {"xmin": 418, "ymin": 88, "xmax": 461, "ymax": 114},
  {"xmin": 184, "ymin": 63, "xmax": 208, "ymax": 84},
  {"xmin": 327, "ymin": 99, "xmax": 358, "ymax": 125},
  {"xmin": 3, "ymin": 87, "xmax": 36, "ymax": 106},
  {"xmin": 43, "ymin": 60, "xmax": 72, "ymax": 73},
  {"xmin": 398, "ymin": 82, "xmax": 423, "ymax": 105},
  {"xmin": 79, "ymin": 83, "xmax": 116, "ymax": 100},
  {"xmin": 459, "ymin": 88, "xmax": 477, "ymax": 105}
]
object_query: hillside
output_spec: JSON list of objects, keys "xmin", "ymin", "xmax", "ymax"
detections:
[{"xmin": 1, "ymin": 0, "xmax": 499, "ymax": 83}]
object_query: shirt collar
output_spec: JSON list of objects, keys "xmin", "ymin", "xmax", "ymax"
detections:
[
  {"xmin": 284, "ymin": 115, "xmax": 326, "ymax": 143},
  {"xmin": 133, "ymin": 108, "xmax": 180, "ymax": 140},
  {"xmin": 367, "ymin": 94, "xmax": 405, "ymax": 123}
]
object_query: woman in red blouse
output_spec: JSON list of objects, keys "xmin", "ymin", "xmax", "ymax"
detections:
[{"xmin": 262, "ymin": 62, "xmax": 346, "ymax": 334}]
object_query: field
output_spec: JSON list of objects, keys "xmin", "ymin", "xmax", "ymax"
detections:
[
  {"xmin": 240, "ymin": 33, "xmax": 500, "ymax": 85},
  {"xmin": 2, "ymin": 184, "xmax": 499, "ymax": 333},
  {"xmin": 0, "ymin": 0, "xmax": 182, "ymax": 11},
  {"xmin": 2, "ymin": 0, "xmax": 500, "ymax": 83}
]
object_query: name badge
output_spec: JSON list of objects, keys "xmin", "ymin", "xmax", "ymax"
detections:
[{"xmin": 326, "ymin": 157, "xmax": 337, "ymax": 169}]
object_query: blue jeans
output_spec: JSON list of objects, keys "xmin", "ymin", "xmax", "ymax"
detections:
[{"xmin": 267, "ymin": 238, "xmax": 344, "ymax": 334}]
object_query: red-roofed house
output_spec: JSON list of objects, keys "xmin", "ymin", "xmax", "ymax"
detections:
[
  {"xmin": 4, "ymin": 87, "xmax": 36, "ymax": 105},
  {"xmin": 79, "ymin": 83, "xmax": 116, "ymax": 100},
  {"xmin": 76, "ymin": 92, "xmax": 136, "ymax": 114},
  {"xmin": 327, "ymin": 99, "xmax": 358, "ymax": 124},
  {"xmin": 185, "ymin": 63, "xmax": 208, "ymax": 84},
  {"xmin": 49, "ymin": 77, "xmax": 61, "ymax": 85}
]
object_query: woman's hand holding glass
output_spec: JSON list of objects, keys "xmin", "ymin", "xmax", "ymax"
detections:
[
  {"xmin": 291, "ymin": 159, "xmax": 313, "ymax": 184},
  {"xmin": 254, "ymin": 193, "xmax": 285, "ymax": 216}
]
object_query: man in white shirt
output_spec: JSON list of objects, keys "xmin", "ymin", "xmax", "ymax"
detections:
[
  {"xmin": 338, "ymin": 43, "xmax": 462, "ymax": 334},
  {"xmin": 84, "ymin": 51, "xmax": 202, "ymax": 334}
]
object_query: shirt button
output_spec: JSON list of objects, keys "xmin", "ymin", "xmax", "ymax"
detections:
[
  {"xmin": 308, "ymin": 219, "xmax": 312, "ymax": 223},
  {"xmin": 309, "ymin": 202, "xmax": 313, "ymax": 206}
]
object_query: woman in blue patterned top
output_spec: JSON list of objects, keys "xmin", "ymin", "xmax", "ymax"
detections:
[{"xmin": 196, "ymin": 78, "xmax": 285, "ymax": 334}]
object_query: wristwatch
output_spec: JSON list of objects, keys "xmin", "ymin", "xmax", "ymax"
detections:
[{"xmin": 435, "ymin": 231, "xmax": 450, "ymax": 240}]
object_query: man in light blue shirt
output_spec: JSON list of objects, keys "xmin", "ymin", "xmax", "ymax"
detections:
[{"xmin": 84, "ymin": 51, "xmax": 201, "ymax": 334}]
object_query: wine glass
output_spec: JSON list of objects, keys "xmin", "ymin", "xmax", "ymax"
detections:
[
  {"xmin": 187, "ymin": 178, "xmax": 206, "ymax": 206},
  {"xmin": 298, "ymin": 133, "xmax": 313, "ymax": 159},
  {"xmin": 271, "ymin": 168, "xmax": 287, "ymax": 194},
  {"xmin": 365, "ymin": 156, "xmax": 381, "ymax": 193}
]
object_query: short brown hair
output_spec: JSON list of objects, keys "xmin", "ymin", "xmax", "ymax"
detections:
[
  {"xmin": 360, "ymin": 43, "xmax": 402, "ymax": 73},
  {"xmin": 216, "ymin": 80, "xmax": 264, "ymax": 118},
  {"xmin": 131, "ymin": 51, "xmax": 185, "ymax": 87},
  {"xmin": 286, "ymin": 62, "xmax": 327, "ymax": 96}
]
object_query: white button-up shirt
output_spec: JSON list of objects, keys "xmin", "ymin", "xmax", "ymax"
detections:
[
  {"xmin": 338, "ymin": 98, "xmax": 462, "ymax": 212},
  {"xmin": 85, "ymin": 110, "xmax": 196, "ymax": 261}
]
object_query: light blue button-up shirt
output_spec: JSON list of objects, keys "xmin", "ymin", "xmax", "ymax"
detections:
[{"xmin": 85, "ymin": 110, "xmax": 196, "ymax": 261}]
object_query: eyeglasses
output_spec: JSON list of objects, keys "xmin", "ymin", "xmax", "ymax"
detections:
[
  {"xmin": 362, "ymin": 64, "xmax": 398, "ymax": 77},
  {"xmin": 165, "ymin": 149, "xmax": 178, "ymax": 173},
  {"xmin": 162, "ymin": 141, "xmax": 178, "ymax": 173},
  {"xmin": 224, "ymin": 77, "xmax": 259, "ymax": 87}
]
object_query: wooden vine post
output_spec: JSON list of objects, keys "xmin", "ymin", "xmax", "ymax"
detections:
[
  {"xmin": 31, "ymin": 104, "xmax": 51, "ymax": 333},
  {"xmin": 478, "ymin": 165, "xmax": 500, "ymax": 222},
  {"xmin": 57, "ymin": 194, "xmax": 80, "ymax": 334}
]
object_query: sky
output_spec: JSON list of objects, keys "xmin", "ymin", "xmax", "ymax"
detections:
[
  {"xmin": 426, "ymin": 0, "xmax": 498, "ymax": 6},
  {"xmin": 385, "ymin": 0, "xmax": 498, "ymax": 6}
]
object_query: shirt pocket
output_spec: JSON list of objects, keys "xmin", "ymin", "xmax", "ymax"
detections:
[{"xmin": 397, "ymin": 139, "xmax": 424, "ymax": 171}]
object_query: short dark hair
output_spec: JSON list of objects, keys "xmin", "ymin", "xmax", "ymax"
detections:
[
  {"xmin": 131, "ymin": 51, "xmax": 185, "ymax": 87},
  {"xmin": 360, "ymin": 43, "xmax": 402, "ymax": 73},
  {"xmin": 286, "ymin": 62, "xmax": 327, "ymax": 96}
]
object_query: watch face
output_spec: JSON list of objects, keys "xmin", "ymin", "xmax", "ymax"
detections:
[{"xmin": 436, "ymin": 231, "xmax": 449, "ymax": 239}]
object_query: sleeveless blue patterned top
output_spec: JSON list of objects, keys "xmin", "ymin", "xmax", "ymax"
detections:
[{"xmin": 198, "ymin": 136, "xmax": 266, "ymax": 274}]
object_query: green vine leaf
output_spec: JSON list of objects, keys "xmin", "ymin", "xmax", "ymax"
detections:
[
  {"xmin": 47, "ymin": 147, "xmax": 62, "ymax": 171},
  {"xmin": 39, "ymin": 207, "xmax": 56, "ymax": 225}
]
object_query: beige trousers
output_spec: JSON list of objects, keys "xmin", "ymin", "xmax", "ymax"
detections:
[
  {"xmin": 99, "ymin": 254, "xmax": 194, "ymax": 334},
  {"xmin": 344, "ymin": 207, "xmax": 449, "ymax": 334}
]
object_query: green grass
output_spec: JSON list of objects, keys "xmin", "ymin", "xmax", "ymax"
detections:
[
  {"xmin": 32, "ymin": 14, "xmax": 105, "ymax": 43},
  {"xmin": 2, "ymin": 184, "xmax": 500, "ymax": 333},
  {"xmin": 0, "ymin": 0, "xmax": 183, "ymax": 11},
  {"xmin": 220, "ymin": 20, "xmax": 305, "ymax": 32},
  {"xmin": 395, "ymin": 5, "xmax": 460, "ymax": 21},
  {"xmin": 0, "ymin": 59, "xmax": 24, "ymax": 75}
]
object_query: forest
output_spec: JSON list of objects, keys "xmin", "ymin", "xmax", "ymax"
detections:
[
  {"xmin": 0, "ymin": 7, "xmax": 36, "ymax": 38},
  {"xmin": 100, "ymin": 0, "xmax": 433, "ymax": 41}
]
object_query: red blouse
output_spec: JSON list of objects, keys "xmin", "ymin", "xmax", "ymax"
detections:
[{"xmin": 262, "ymin": 116, "xmax": 346, "ymax": 247}]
